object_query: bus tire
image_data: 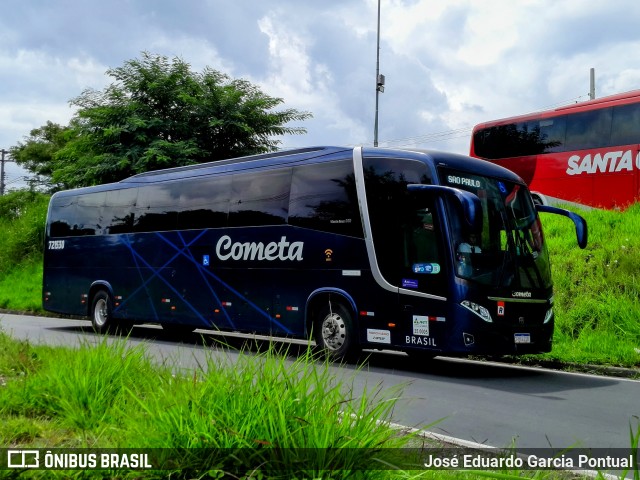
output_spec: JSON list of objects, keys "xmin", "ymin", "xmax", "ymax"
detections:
[
  {"xmin": 90, "ymin": 290, "xmax": 117, "ymax": 334},
  {"xmin": 313, "ymin": 300, "xmax": 360, "ymax": 361}
]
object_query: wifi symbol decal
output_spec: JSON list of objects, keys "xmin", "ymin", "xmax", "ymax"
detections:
[{"xmin": 324, "ymin": 249, "xmax": 333, "ymax": 261}]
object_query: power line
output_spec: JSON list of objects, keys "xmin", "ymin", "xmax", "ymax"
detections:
[
  {"xmin": 354, "ymin": 126, "xmax": 472, "ymax": 150},
  {"xmin": 366, "ymin": 93, "xmax": 592, "ymax": 150},
  {"xmin": 5, "ymin": 175, "xmax": 26, "ymax": 186},
  {"xmin": 378, "ymin": 127, "xmax": 472, "ymax": 146},
  {"xmin": 522, "ymin": 94, "xmax": 591, "ymax": 114}
]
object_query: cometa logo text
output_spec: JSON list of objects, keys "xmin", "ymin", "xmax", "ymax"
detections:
[{"xmin": 215, "ymin": 235, "xmax": 304, "ymax": 261}]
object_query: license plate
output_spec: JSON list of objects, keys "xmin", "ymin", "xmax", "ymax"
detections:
[{"xmin": 514, "ymin": 333, "xmax": 531, "ymax": 344}]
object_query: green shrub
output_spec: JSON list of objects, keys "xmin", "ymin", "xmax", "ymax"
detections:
[{"xmin": 0, "ymin": 190, "xmax": 48, "ymax": 276}]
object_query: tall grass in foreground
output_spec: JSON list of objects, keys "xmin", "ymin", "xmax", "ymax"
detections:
[
  {"xmin": 0, "ymin": 330, "xmax": 634, "ymax": 479},
  {"xmin": 122, "ymin": 346, "xmax": 413, "ymax": 476},
  {"xmin": 0, "ymin": 331, "xmax": 420, "ymax": 478}
]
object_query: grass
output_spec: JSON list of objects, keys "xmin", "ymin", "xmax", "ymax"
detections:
[
  {"xmin": 531, "ymin": 203, "xmax": 640, "ymax": 367},
  {"xmin": 2, "ymin": 330, "xmax": 631, "ymax": 479},
  {"xmin": 1, "ymin": 333, "xmax": 405, "ymax": 476},
  {"xmin": 0, "ymin": 332, "xmax": 428, "ymax": 478},
  {"xmin": 0, "ymin": 259, "xmax": 43, "ymax": 312}
]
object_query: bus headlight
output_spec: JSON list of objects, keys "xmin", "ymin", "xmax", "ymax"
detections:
[
  {"xmin": 461, "ymin": 300, "xmax": 493, "ymax": 323},
  {"xmin": 544, "ymin": 308, "xmax": 554, "ymax": 324}
]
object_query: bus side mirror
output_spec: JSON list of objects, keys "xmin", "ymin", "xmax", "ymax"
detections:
[
  {"xmin": 536, "ymin": 205, "xmax": 588, "ymax": 249},
  {"xmin": 407, "ymin": 184, "xmax": 482, "ymax": 231}
]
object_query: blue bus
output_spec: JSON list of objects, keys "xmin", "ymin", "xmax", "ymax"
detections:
[{"xmin": 43, "ymin": 146, "xmax": 587, "ymax": 360}]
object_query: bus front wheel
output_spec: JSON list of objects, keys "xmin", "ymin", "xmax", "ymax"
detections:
[{"xmin": 313, "ymin": 301, "xmax": 359, "ymax": 361}]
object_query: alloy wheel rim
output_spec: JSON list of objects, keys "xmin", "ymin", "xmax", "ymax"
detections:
[{"xmin": 321, "ymin": 312, "xmax": 346, "ymax": 351}]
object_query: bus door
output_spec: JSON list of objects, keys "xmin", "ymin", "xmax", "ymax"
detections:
[
  {"xmin": 361, "ymin": 154, "xmax": 449, "ymax": 350},
  {"xmin": 368, "ymin": 197, "xmax": 449, "ymax": 350},
  {"xmin": 395, "ymin": 203, "xmax": 449, "ymax": 350}
]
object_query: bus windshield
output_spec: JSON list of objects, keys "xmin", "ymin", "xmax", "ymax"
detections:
[{"xmin": 441, "ymin": 168, "xmax": 552, "ymax": 290}]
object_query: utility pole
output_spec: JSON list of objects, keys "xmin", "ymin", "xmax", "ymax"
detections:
[
  {"xmin": 589, "ymin": 68, "xmax": 596, "ymax": 100},
  {"xmin": 0, "ymin": 149, "xmax": 11, "ymax": 196},
  {"xmin": 373, "ymin": 0, "xmax": 385, "ymax": 147}
]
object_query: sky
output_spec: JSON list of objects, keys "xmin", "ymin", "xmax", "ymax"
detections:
[{"xmin": 2, "ymin": 0, "xmax": 640, "ymax": 190}]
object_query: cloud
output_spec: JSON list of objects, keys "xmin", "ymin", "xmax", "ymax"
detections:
[
  {"xmin": 254, "ymin": 11, "xmax": 371, "ymax": 146},
  {"xmin": 0, "ymin": 49, "xmax": 106, "ymax": 145},
  {"xmin": 2, "ymin": 0, "xmax": 640, "ymax": 192}
]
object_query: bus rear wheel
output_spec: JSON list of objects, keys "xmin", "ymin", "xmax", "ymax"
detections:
[
  {"xmin": 313, "ymin": 301, "xmax": 359, "ymax": 361},
  {"xmin": 90, "ymin": 290, "xmax": 129, "ymax": 334}
]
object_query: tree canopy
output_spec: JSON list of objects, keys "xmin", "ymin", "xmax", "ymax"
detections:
[
  {"xmin": 9, "ymin": 121, "xmax": 72, "ymax": 183},
  {"xmin": 11, "ymin": 52, "xmax": 312, "ymax": 189}
]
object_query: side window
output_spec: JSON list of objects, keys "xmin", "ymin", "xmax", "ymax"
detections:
[
  {"xmin": 475, "ymin": 118, "xmax": 569, "ymax": 158},
  {"xmin": 289, "ymin": 160, "xmax": 363, "ymax": 237},
  {"xmin": 565, "ymin": 108, "xmax": 613, "ymax": 150},
  {"xmin": 48, "ymin": 195, "xmax": 75, "ymax": 238},
  {"xmin": 362, "ymin": 157, "xmax": 441, "ymax": 288},
  {"xmin": 402, "ymin": 204, "xmax": 447, "ymax": 295},
  {"xmin": 178, "ymin": 176, "xmax": 231, "ymax": 230},
  {"xmin": 610, "ymin": 103, "xmax": 640, "ymax": 146},
  {"xmin": 136, "ymin": 184, "xmax": 178, "ymax": 232},
  {"xmin": 49, "ymin": 190, "xmax": 138, "ymax": 237},
  {"xmin": 474, "ymin": 124, "xmax": 522, "ymax": 159},
  {"xmin": 405, "ymin": 208, "xmax": 440, "ymax": 267},
  {"xmin": 105, "ymin": 189, "xmax": 137, "ymax": 234},
  {"xmin": 537, "ymin": 116, "xmax": 566, "ymax": 153},
  {"xmin": 73, "ymin": 192, "xmax": 106, "ymax": 236},
  {"xmin": 229, "ymin": 169, "xmax": 291, "ymax": 227}
]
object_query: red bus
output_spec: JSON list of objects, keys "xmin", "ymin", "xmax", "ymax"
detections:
[{"xmin": 470, "ymin": 90, "xmax": 640, "ymax": 209}]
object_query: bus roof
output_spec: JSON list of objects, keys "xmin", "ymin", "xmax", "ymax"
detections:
[
  {"xmin": 473, "ymin": 89, "xmax": 640, "ymax": 131},
  {"xmin": 51, "ymin": 145, "xmax": 524, "ymax": 199},
  {"xmin": 121, "ymin": 146, "xmax": 352, "ymax": 183}
]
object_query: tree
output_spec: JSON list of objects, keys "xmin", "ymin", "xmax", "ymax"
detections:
[
  {"xmin": 16, "ymin": 52, "xmax": 312, "ymax": 188},
  {"xmin": 10, "ymin": 121, "xmax": 72, "ymax": 190}
]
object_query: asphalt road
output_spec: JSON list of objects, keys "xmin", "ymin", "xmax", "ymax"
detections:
[{"xmin": 1, "ymin": 312, "xmax": 638, "ymax": 453}]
